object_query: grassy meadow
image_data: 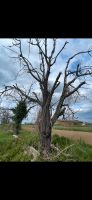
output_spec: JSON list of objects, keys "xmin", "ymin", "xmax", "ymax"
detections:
[{"xmin": 0, "ymin": 124, "xmax": 92, "ymax": 161}]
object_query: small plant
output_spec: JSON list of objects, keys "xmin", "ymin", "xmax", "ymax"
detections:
[{"xmin": 11, "ymin": 100, "xmax": 28, "ymax": 134}]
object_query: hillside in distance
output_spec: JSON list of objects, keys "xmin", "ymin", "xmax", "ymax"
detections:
[{"xmin": 55, "ymin": 119, "xmax": 92, "ymax": 127}]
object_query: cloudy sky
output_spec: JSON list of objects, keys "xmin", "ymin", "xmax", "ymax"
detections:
[{"xmin": 0, "ymin": 38, "xmax": 92, "ymax": 123}]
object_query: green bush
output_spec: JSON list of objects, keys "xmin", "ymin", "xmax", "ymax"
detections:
[{"xmin": 12, "ymin": 100, "xmax": 28, "ymax": 134}]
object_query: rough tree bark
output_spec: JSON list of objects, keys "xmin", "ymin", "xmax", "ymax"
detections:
[
  {"xmin": 15, "ymin": 123, "xmax": 20, "ymax": 135},
  {"xmin": 38, "ymin": 107, "xmax": 51, "ymax": 156}
]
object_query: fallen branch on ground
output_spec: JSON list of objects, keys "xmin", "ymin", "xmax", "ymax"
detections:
[
  {"xmin": 51, "ymin": 144, "xmax": 75, "ymax": 160},
  {"xmin": 51, "ymin": 144, "xmax": 72, "ymax": 157}
]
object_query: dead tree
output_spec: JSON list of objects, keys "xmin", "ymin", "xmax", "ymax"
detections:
[{"xmin": 1, "ymin": 38, "xmax": 92, "ymax": 156}]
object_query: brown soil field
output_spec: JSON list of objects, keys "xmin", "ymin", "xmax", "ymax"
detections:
[
  {"xmin": 23, "ymin": 125, "xmax": 92, "ymax": 145},
  {"xmin": 52, "ymin": 129, "xmax": 92, "ymax": 145}
]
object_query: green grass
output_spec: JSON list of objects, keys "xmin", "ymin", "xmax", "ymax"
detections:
[
  {"xmin": 0, "ymin": 125, "xmax": 92, "ymax": 161},
  {"xmin": 51, "ymin": 135, "xmax": 92, "ymax": 161},
  {"xmin": 53, "ymin": 124, "xmax": 92, "ymax": 132},
  {"xmin": 0, "ymin": 126, "xmax": 39, "ymax": 161}
]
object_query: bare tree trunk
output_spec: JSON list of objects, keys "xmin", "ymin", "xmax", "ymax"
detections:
[
  {"xmin": 15, "ymin": 123, "xmax": 21, "ymax": 135},
  {"xmin": 38, "ymin": 106, "xmax": 52, "ymax": 157}
]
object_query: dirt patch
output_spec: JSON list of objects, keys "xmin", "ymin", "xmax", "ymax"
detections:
[{"xmin": 52, "ymin": 129, "xmax": 92, "ymax": 145}]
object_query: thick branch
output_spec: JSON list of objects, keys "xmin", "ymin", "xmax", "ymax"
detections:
[
  {"xmin": 46, "ymin": 72, "xmax": 62, "ymax": 107},
  {"xmin": 51, "ymin": 79, "xmax": 86, "ymax": 126},
  {"xmin": 65, "ymin": 49, "xmax": 92, "ymax": 76},
  {"xmin": 45, "ymin": 39, "xmax": 47, "ymax": 57},
  {"xmin": 66, "ymin": 81, "xmax": 86, "ymax": 98},
  {"xmin": 50, "ymin": 39, "xmax": 56, "ymax": 60},
  {"xmin": 51, "ymin": 105, "xmax": 66, "ymax": 126},
  {"xmin": 62, "ymin": 104, "xmax": 78, "ymax": 120},
  {"xmin": 0, "ymin": 85, "xmax": 40, "ymax": 105},
  {"xmin": 32, "ymin": 92, "xmax": 42, "ymax": 106},
  {"xmin": 36, "ymin": 39, "xmax": 49, "ymax": 65},
  {"xmin": 27, "ymin": 105, "xmax": 36, "ymax": 113},
  {"xmin": 51, "ymin": 41, "xmax": 68, "ymax": 66}
]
